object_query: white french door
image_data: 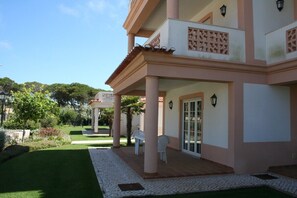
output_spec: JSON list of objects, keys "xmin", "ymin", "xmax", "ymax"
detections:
[{"xmin": 182, "ymin": 98, "xmax": 203, "ymax": 157}]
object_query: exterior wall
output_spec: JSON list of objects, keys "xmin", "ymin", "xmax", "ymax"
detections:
[
  {"xmin": 234, "ymin": 83, "xmax": 297, "ymax": 173},
  {"xmin": 94, "ymin": 92, "xmax": 114, "ymax": 102},
  {"xmin": 266, "ymin": 21, "xmax": 297, "ymax": 64},
  {"xmin": 139, "ymin": 101, "xmax": 163, "ymax": 136},
  {"xmin": 253, "ymin": 0, "xmax": 294, "ymax": 61},
  {"xmin": 191, "ymin": 0, "xmax": 238, "ymax": 29},
  {"xmin": 243, "ymin": 83, "xmax": 291, "ymax": 142},
  {"xmin": 120, "ymin": 113, "xmax": 140, "ymax": 136},
  {"xmin": 164, "ymin": 82, "xmax": 229, "ymax": 150}
]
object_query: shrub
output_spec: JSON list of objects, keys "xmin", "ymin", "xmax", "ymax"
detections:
[
  {"xmin": 3, "ymin": 118, "xmax": 23, "ymax": 129},
  {"xmin": 0, "ymin": 127, "xmax": 71, "ymax": 163},
  {"xmin": 22, "ymin": 132, "xmax": 71, "ymax": 152},
  {"xmin": 28, "ymin": 127, "xmax": 71, "ymax": 149},
  {"xmin": 59, "ymin": 107, "xmax": 78, "ymax": 125},
  {"xmin": 38, "ymin": 128, "xmax": 61, "ymax": 137},
  {"xmin": 4, "ymin": 116, "xmax": 40, "ymax": 130},
  {"xmin": 40, "ymin": 115, "xmax": 58, "ymax": 128}
]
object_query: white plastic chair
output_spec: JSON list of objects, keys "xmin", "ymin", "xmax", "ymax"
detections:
[
  {"xmin": 132, "ymin": 130, "xmax": 145, "ymax": 155},
  {"xmin": 158, "ymin": 135, "xmax": 169, "ymax": 163}
]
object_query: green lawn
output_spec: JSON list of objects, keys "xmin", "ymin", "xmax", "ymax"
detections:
[
  {"xmin": 57, "ymin": 125, "xmax": 126, "ymax": 142},
  {"xmin": 57, "ymin": 125, "xmax": 110, "ymax": 141},
  {"xmin": 0, "ymin": 126, "xmax": 291, "ymax": 198},
  {"xmin": 58, "ymin": 125, "xmax": 109, "ymax": 135},
  {"xmin": 0, "ymin": 144, "xmax": 102, "ymax": 198}
]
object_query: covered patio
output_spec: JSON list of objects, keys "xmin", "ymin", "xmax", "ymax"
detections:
[
  {"xmin": 106, "ymin": 45, "xmax": 241, "ymax": 175},
  {"xmin": 112, "ymin": 147, "xmax": 233, "ymax": 179}
]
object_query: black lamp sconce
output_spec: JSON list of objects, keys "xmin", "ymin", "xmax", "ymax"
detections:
[
  {"xmin": 210, "ymin": 94, "xmax": 217, "ymax": 107},
  {"xmin": 276, "ymin": 0, "xmax": 284, "ymax": 12},
  {"xmin": 169, "ymin": 100, "xmax": 173, "ymax": 110},
  {"xmin": 220, "ymin": 5, "xmax": 227, "ymax": 17}
]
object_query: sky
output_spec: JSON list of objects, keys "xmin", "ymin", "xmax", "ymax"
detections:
[{"xmin": 0, "ymin": 0, "xmax": 144, "ymax": 90}]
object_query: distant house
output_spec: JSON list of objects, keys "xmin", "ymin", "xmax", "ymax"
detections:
[{"xmin": 106, "ymin": 0, "xmax": 297, "ymax": 174}]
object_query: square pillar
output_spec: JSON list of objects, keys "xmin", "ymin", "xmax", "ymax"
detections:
[
  {"xmin": 128, "ymin": 33, "xmax": 135, "ymax": 53},
  {"xmin": 94, "ymin": 108, "xmax": 99, "ymax": 133},
  {"xmin": 113, "ymin": 94, "xmax": 121, "ymax": 148},
  {"xmin": 167, "ymin": 0, "xmax": 179, "ymax": 19},
  {"xmin": 91, "ymin": 108, "xmax": 94, "ymax": 130},
  {"xmin": 144, "ymin": 76, "xmax": 159, "ymax": 175}
]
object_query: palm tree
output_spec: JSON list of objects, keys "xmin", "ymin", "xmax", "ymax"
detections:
[
  {"xmin": 101, "ymin": 108, "xmax": 114, "ymax": 136},
  {"xmin": 121, "ymin": 96, "xmax": 144, "ymax": 146}
]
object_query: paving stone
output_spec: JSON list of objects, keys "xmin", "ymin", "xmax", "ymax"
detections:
[{"xmin": 89, "ymin": 148, "xmax": 297, "ymax": 198}]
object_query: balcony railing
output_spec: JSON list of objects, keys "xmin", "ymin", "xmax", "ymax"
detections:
[
  {"xmin": 266, "ymin": 21, "xmax": 297, "ymax": 64},
  {"xmin": 145, "ymin": 19, "xmax": 246, "ymax": 63}
]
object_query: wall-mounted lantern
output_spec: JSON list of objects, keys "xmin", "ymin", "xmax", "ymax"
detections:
[
  {"xmin": 276, "ymin": 0, "xmax": 284, "ymax": 12},
  {"xmin": 220, "ymin": 5, "xmax": 227, "ymax": 17},
  {"xmin": 169, "ymin": 100, "xmax": 173, "ymax": 110},
  {"xmin": 210, "ymin": 94, "xmax": 217, "ymax": 107}
]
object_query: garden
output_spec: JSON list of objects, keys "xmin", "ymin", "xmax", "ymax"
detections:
[{"xmin": 0, "ymin": 79, "xmax": 144, "ymax": 197}]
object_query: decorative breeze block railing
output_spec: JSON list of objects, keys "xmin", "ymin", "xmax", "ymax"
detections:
[
  {"xmin": 287, "ymin": 27, "xmax": 297, "ymax": 53},
  {"xmin": 188, "ymin": 27, "xmax": 229, "ymax": 55},
  {"xmin": 149, "ymin": 34, "xmax": 160, "ymax": 47}
]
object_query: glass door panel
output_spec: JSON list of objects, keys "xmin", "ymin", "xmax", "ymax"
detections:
[
  {"xmin": 182, "ymin": 98, "xmax": 202, "ymax": 156},
  {"xmin": 189, "ymin": 101, "xmax": 195, "ymax": 152},
  {"xmin": 196, "ymin": 100, "xmax": 202, "ymax": 154},
  {"xmin": 183, "ymin": 102, "xmax": 189, "ymax": 150}
]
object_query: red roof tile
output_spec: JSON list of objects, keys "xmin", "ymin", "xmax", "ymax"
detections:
[{"xmin": 105, "ymin": 45, "xmax": 175, "ymax": 85}]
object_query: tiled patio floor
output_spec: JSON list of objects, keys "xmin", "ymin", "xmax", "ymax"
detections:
[
  {"xmin": 112, "ymin": 147, "xmax": 233, "ymax": 179},
  {"xmin": 89, "ymin": 148, "xmax": 297, "ymax": 197}
]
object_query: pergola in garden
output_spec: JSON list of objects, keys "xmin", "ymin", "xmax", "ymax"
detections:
[{"xmin": 89, "ymin": 92, "xmax": 114, "ymax": 133}]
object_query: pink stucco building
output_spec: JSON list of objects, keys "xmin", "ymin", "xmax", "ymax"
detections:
[{"xmin": 106, "ymin": 0, "xmax": 297, "ymax": 175}]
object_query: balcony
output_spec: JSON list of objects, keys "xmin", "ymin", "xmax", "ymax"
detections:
[
  {"xmin": 145, "ymin": 19, "xmax": 246, "ymax": 63},
  {"xmin": 266, "ymin": 21, "xmax": 297, "ymax": 65}
]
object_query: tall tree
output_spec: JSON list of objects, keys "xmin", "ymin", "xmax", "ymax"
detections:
[
  {"xmin": 0, "ymin": 77, "xmax": 20, "ymax": 93},
  {"xmin": 121, "ymin": 96, "xmax": 144, "ymax": 146},
  {"xmin": 47, "ymin": 83, "xmax": 72, "ymax": 107},
  {"xmin": 48, "ymin": 83, "xmax": 100, "ymax": 109},
  {"xmin": 12, "ymin": 86, "xmax": 58, "ymax": 141},
  {"xmin": 23, "ymin": 81, "xmax": 47, "ymax": 92}
]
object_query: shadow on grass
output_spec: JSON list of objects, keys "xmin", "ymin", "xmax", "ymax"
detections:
[
  {"xmin": 69, "ymin": 130, "xmax": 83, "ymax": 136},
  {"xmin": 0, "ymin": 145, "xmax": 102, "ymax": 198},
  {"xmin": 0, "ymin": 145, "xmax": 30, "ymax": 165},
  {"xmin": 69, "ymin": 131, "xmax": 111, "ymax": 139},
  {"xmin": 84, "ymin": 128, "xmax": 109, "ymax": 131},
  {"xmin": 86, "ymin": 144, "xmax": 128, "ymax": 147}
]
